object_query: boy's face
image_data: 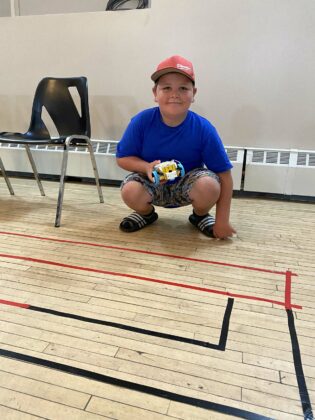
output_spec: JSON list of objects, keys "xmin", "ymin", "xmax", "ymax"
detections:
[{"xmin": 152, "ymin": 73, "xmax": 197, "ymax": 125}]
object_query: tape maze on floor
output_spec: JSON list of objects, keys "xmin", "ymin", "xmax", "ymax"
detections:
[{"xmin": 0, "ymin": 230, "xmax": 313, "ymax": 420}]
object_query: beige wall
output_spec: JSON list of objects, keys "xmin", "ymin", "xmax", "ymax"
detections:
[
  {"xmin": 13, "ymin": 0, "xmax": 145, "ymax": 16},
  {"xmin": 0, "ymin": 0, "xmax": 314, "ymax": 149},
  {"xmin": 14, "ymin": 0, "xmax": 109, "ymax": 16},
  {"xmin": 0, "ymin": 0, "xmax": 10, "ymax": 17}
]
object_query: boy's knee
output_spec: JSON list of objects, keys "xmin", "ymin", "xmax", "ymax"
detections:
[
  {"xmin": 194, "ymin": 176, "xmax": 220, "ymax": 194},
  {"xmin": 122, "ymin": 181, "xmax": 140, "ymax": 196},
  {"xmin": 121, "ymin": 181, "xmax": 150, "ymax": 202}
]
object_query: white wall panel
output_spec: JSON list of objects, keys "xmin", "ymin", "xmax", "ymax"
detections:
[{"xmin": 0, "ymin": 0, "xmax": 314, "ymax": 150}]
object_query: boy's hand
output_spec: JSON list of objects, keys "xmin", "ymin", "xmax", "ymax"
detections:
[
  {"xmin": 213, "ymin": 221, "xmax": 236, "ymax": 239},
  {"xmin": 146, "ymin": 160, "xmax": 161, "ymax": 182}
]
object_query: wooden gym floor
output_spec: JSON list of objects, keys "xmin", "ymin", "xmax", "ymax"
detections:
[{"xmin": 0, "ymin": 177, "xmax": 314, "ymax": 419}]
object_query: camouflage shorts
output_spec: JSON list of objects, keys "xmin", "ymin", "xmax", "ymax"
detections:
[{"xmin": 120, "ymin": 168, "xmax": 220, "ymax": 208}]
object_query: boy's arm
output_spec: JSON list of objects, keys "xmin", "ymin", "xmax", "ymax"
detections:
[
  {"xmin": 117, "ymin": 156, "xmax": 160, "ymax": 183},
  {"xmin": 213, "ymin": 170, "xmax": 236, "ymax": 239}
]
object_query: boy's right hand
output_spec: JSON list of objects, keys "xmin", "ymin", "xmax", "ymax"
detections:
[{"xmin": 146, "ymin": 160, "xmax": 161, "ymax": 182}]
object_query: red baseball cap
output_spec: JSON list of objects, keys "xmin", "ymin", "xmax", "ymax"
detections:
[{"xmin": 151, "ymin": 55, "xmax": 195, "ymax": 84}]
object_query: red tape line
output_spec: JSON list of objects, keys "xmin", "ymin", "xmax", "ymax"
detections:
[
  {"xmin": 285, "ymin": 270, "xmax": 292, "ymax": 309},
  {"xmin": 0, "ymin": 299, "xmax": 29, "ymax": 309},
  {"xmin": 0, "ymin": 253, "xmax": 302, "ymax": 309},
  {"xmin": 0, "ymin": 231, "xmax": 297, "ymax": 276}
]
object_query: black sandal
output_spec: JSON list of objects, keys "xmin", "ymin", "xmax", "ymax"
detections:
[
  {"xmin": 189, "ymin": 212, "xmax": 215, "ymax": 237},
  {"xmin": 120, "ymin": 208, "xmax": 158, "ymax": 232}
]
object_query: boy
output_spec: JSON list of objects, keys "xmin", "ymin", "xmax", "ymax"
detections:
[{"xmin": 116, "ymin": 55, "xmax": 236, "ymax": 239}]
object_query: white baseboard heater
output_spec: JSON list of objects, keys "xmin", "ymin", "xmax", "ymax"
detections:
[
  {"xmin": 0, "ymin": 141, "xmax": 314, "ymax": 198},
  {"xmin": 245, "ymin": 148, "xmax": 315, "ymax": 197},
  {"xmin": 0, "ymin": 140, "xmax": 129, "ymax": 183}
]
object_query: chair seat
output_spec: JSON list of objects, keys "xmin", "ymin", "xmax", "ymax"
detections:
[
  {"xmin": 0, "ymin": 131, "xmax": 64, "ymax": 145},
  {"xmin": 0, "ymin": 132, "xmax": 90, "ymax": 146}
]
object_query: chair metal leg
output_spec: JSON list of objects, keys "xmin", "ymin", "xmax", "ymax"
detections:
[
  {"xmin": 86, "ymin": 141, "xmax": 104, "ymax": 203},
  {"xmin": 25, "ymin": 145, "xmax": 45, "ymax": 196},
  {"xmin": 54, "ymin": 136, "xmax": 104, "ymax": 227},
  {"xmin": 0, "ymin": 156, "xmax": 14, "ymax": 195},
  {"xmin": 55, "ymin": 146, "xmax": 69, "ymax": 227}
]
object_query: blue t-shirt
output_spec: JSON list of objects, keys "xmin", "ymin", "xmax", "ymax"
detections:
[{"xmin": 116, "ymin": 107, "xmax": 232, "ymax": 173}]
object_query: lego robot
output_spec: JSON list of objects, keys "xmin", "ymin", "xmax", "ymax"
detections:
[{"xmin": 152, "ymin": 160, "xmax": 185, "ymax": 184}]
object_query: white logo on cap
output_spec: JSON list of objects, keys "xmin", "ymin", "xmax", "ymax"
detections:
[{"xmin": 176, "ymin": 64, "xmax": 191, "ymax": 71}]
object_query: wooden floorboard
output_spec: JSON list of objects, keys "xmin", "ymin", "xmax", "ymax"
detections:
[{"xmin": 0, "ymin": 177, "xmax": 314, "ymax": 419}]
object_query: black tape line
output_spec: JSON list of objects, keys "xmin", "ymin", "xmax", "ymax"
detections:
[
  {"xmin": 218, "ymin": 297, "xmax": 234, "ymax": 350},
  {"xmin": 29, "ymin": 297, "xmax": 233, "ymax": 350},
  {"xmin": 0, "ymin": 348, "xmax": 272, "ymax": 420},
  {"xmin": 287, "ymin": 309, "xmax": 313, "ymax": 420},
  {"xmin": 29, "ymin": 305, "xmax": 218, "ymax": 349}
]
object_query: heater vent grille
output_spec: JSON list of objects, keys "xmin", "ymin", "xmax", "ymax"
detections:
[
  {"xmin": 252, "ymin": 150, "xmax": 264, "ymax": 163},
  {"xmin": 280, "ymin": 152, "xmax": 290, "ymax": 165},
  {"xmin": 226, "ymin": 148, "xmax": 238, "ymax": 161},
  {"xmin": 297, "ymin": 153, "xmax": 307, "ymax": 166},
  {"xmin": 252, "ymin": 150, "xmax": 290, "ymax": 165},
  {"xmin": 266, "ymin": 151, "xmax": 278, "ymax": 164},
  {"xmin": 1, "ymin": 141, "xmax": 244, "ymax": 161},
  {"xmin": 297, "ymin": 152, "xmax": 315, "ymax": 167},
  {"xmin": 0, "ymin": 140, "xmax": 117, "ymax": 155}
]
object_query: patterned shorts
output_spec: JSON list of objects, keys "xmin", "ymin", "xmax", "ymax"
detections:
[{"xmin": 120, "ymin": 168, "xmax": 220, "ymax": 208}]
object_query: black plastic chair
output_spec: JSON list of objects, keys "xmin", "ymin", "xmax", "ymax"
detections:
[
  {"xmin": 0, "ymin": 156, "xmax": 14, "ymax": 195},
  {"xmin": 0, "ymin": 77, "xmax": 104, "ymax": 227}
]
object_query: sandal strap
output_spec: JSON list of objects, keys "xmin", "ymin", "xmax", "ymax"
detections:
[
  {"xmin": 197, "ymin": 215, "xmax": 215, "ymax": 230},
  {"xmin": 189, "ymin": 212, "xmax": 215, "ymax": 237},
  {"xmin": 124, "ymin": 212, "xmax": 148, "ymax": 228},
  {"xmin": 120, "ymin": 210, "xmax": 158, "ymax": 232}
]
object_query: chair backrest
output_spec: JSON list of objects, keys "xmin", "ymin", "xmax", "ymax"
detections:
[{"xmin": 26, "ymin": 77, "xmax": 91, "ymax": 139}]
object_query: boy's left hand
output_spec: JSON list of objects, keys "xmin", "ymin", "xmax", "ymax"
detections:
[{"xmin": 212, "ymin": 221, "xmax": 236, "ymax": 239}]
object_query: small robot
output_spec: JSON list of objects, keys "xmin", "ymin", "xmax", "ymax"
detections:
[{"xmin": 152, "ymin": 160, "xmax": 185, "ymax": 184}]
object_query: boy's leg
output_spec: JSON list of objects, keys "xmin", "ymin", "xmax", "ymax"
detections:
[
  {"xmin": 119, "ymin": 169, "xmax": 220, "ymax": 235},
  {"xmin": 121, "ymin": 180, "xmax": 153, "ymax": 214},
  {"xmin": 188, "ymin": 175, "xmax": 220, "ymax": 237},
  {"xmin": 119, "ymin": 175, "xmax": 158, "ymax": 232},
  {"xmin": 189, "ymin": 175, "xmax": 220, "ymax": 215},
  {"xmin": 168, "ymin": 168, "xmax": 220, "ymax": 237}
]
